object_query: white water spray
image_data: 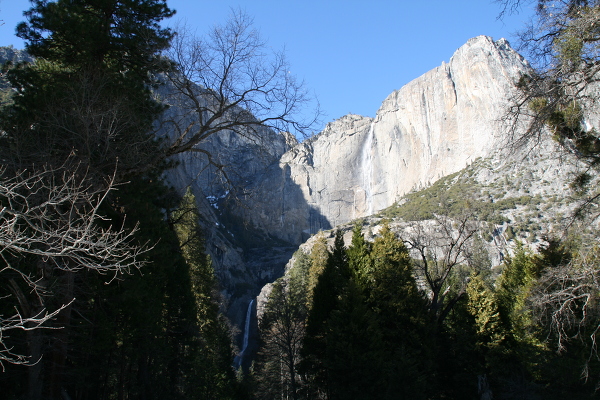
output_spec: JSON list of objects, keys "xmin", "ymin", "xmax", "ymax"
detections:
[{"xmin": 361, "ymin": 123, "xmax": 375, "ymax": 216}]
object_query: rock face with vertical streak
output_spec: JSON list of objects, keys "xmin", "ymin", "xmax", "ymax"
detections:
[
  {"xmin": 0, "ymin": 36, "xmax": 549, "ymax": 342},
  {"xmin": 241, "ymin": 36, "xmax": 531, "ymax": 243}
]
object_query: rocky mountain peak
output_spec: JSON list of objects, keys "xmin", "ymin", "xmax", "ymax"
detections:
[
  {"xmin": 258, "ymin": 35, "xmax": 533, "ymax": 237},
  {"xmin": 318, "ymin": 114, "xmax": 373, "ymax": 138}
]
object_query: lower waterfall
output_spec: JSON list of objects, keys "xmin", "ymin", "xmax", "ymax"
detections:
[{"xmin": 234, "ymin": 299, "xmax": 254, "ymax": 369}]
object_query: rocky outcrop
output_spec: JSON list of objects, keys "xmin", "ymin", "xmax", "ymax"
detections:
[{"xmin": 162, "ymin": 114, "xmax": 297, "ymax": 325}]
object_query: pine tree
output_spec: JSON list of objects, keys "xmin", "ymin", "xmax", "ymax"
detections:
[
  {"xmin": 255, "ymin": 279, "xmax": 307, "ymax": 400},
  {"xmin": 0, "ymin": 2, "xmax": 177, "ymax": 398},
  {"xmin": 2, "ymin": 0, "xmax": 174, "ymax": 176},
  {"xmin": 346, "ymin": 221, "xmax": 372, "ymax": 292},
  {"xmin": 172, "ymin": 188, "xmax": 237, "ymax": 399},
  {"xmin": 48, "ymin": 174, "xmax": 197, "ymax": 400},
  {"xmin": 495, "ymin": 243, "xmax": 539, "ymax": 342},
  {"xmin": 301, "ymin": 233, "xmax": 335, "ymax": 397},
  {"xmin": 486, "ymin": 244, "xmax": 544, "ymax": 397},
  {"xmin": 368, "ymin": 222, "xmax": 432, "ymax": 399},
  {"xmin": 288, "ymin": 249, "xmax": 311, "ymax": 298},
  {"xmin": 306, "ymin": 232, "xmax": 330, "ymax": 309},
  {"xmin": 466, "ymin": 273, "xmax": 507, "ymax": 375},
  {"xmin": 324, "ymin": 281, "xmax": 384, "ymax": 400}
]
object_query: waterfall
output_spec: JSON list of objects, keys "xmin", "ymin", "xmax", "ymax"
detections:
[
  {"xmin": 240, "ymin": 299, "xmax": 254, "ymax": 357},
  {"xmin": 361, "ymin": 122, "xmax": 375, "ymax": 216},
  {"xmin": 233, "ymin": 299, "xmax": 254, "ymax": 369}
]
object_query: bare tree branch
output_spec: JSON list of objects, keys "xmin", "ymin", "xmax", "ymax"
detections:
[
  {"xmin": 0, "ymin": 162, "xmax": 149, "ymax": 367},
  {"xmin": 0, "ymin": 166, "xmax": 146, "ymax": 277},
  {"xmin": 401, "ymin": 214, "xmax": 479, "ymax": 324},
  {"xmin": 0, "ymin": 300, "xmax": 71, "ymax": 370},
  {"xmin": 159, "ymin": 10, "xmax": 319, "ymax": 162},
  {"xmin": 530, "ymin": 244, "xmax": 600, "ymax": 379}
]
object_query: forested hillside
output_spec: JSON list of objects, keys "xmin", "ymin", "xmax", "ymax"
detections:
[
  {"xmin": 254, "ymin": 134, "xmax": 595, "ymax": 399},
  {"xmin": 2, "ymin": 1, "xmax": 600, "ymax": 400}
]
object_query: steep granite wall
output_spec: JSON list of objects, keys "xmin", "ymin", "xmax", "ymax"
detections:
[
  {"xmin": 368, "ymin": 36, "xmax": 529, "ymax": 210},
  {"xmin": 244, "ymin": 36, "xmax": 532, "ymax": 241}
]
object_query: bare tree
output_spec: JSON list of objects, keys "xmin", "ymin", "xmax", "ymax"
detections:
[
  {"xmin": 0, "ymin": 163, "xmax": 147, "ymax": 368},
  {"xmin": 529, "ymin": 244, "xmax": 600, "ymax": 380},
  {"xmin": 256, "ymin": 279, "xmax": 307, "ymax": 400},
  {"xmin": 161, "ymin": 10, "xmax": 318, "ymax": 161},
  {"xmin": 402, "ymin": 214, "xmax": 479, "ymax": 325}
]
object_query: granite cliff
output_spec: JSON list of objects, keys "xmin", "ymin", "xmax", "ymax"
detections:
[{"xmin": 242, "ymin": 36, "xmax": 531, "ymax": 242}]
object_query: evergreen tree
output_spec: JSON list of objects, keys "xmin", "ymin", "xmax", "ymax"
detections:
[
  {"xmin": 300, "ymin": 224, "xmax": 434, "ymax": 399},
  {"xmin": 255, "ymin": 279, "xmax": 307, "ymax": 400},
  {"xmin": 438, "ymin": 290, "xmax": 481, "ymax": 399},
  {"xmin": 346, "ymin": 221, "xmax": 372, "ymax": 292},
  {"xmin": 329, "ymin": 229, "xmax": 350, "ymax": 283},
  {"xmin": 172, "ymin": 188, "xmax": 237, "ymax": 399},
  {"xmin": 306, "ymin": 232, "xmax": 330, "ymax": 309},
  {"xmin": 301, "ymin": 233, "xmax": 335, "ymax": 398},
  {"xmin": 495, "ymin": 243, "xmax": 540, "ymax": 342},
  {"xmin": 482, "ymin": 245, "xmax": 544, "ymax": 397},
  {"xmin": 38, "ymin": 173, "xmax": 199, "ymax": 400},
  {"xmin": 2, "ymin": 0, "xmax": 174, "ymax": 177},
  {"xmin": 324, "ymin": 281, "xmax": 384, "ymax": 400},
  {"xmin": 288, "ymin": 249, "xmax": 311, "ymax": 297},
  {"xmin": 467, "ymin": 273, "xmax": 505, "ymax": 363},
  {"xmin": 369, "ymin": 223, "xmax": 424, "ymax": 322},
  {"xmin": 0, "ymin": 3, "xmax": 211, "ymax": 399},
  {"xmin": 465, "ymin": 273, "xmax": 507, "ymax": 397},
  {"xmin": 368, "ymin": 223, "xmax": 432, "ymax": 399},
  {"xmin": 254, "ymin": 249, "xmax": 310, "ymax": 400}
]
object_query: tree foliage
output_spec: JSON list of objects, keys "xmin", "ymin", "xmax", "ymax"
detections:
[
  {"xmin": 255, "ymin": 279, "xmax": 306, "ymax": 400},
  {"xmin": 2, "ymin": 0, "xmax": 174, "ymax": 178},
  {"xmin": 0, "ymin": 0, "xmax": 176, "ymax": 392},
  {"xmin": 292, "ymin": 225, "xmax": 433, "ymax": 399},
  {"xmin": 501, "ymin": 0, "xmax": 600, "ymax": 198},
  {"xmin": 172, "ymin": 188, "xmax": 237, "ymax": 399},
  {"xmin": 0, "ymin": 1, "xmax": 249, "ymax": 399}
]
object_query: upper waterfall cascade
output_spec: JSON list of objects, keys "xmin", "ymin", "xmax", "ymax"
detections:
[{"xmin": 361, "ymin": 122, "xmax": 375, "ymax": 216}]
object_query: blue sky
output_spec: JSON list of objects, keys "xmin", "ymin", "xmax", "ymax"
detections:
[{"xmin": 0, "ymin": 1, "xmax": 533, "ymax": 133}]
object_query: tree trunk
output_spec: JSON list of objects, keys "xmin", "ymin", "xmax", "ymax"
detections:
[
  {"xmin": 26, "ymin": 328, "xmax": 44, "ymax": 400},
  {"xmin": 48, "ymin": 271, "xmax": 75, "ymax": 399}
]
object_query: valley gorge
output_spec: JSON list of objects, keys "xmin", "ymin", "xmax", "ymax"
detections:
[
  {"xmin": 0, "ymin": 31, "xmax": 588, "ymax": 394},
  {"xmin": 6, "ymin": 1, "xmax": 600, "ymax": 398},
  {"xmin": 164, "ymin": 35, "xmax": 539, "ymax": 329}
]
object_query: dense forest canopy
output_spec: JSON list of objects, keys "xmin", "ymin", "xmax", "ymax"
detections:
[{"xmin": 1, "ymin": 0, "xmax": 600, "ymax": 399}]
